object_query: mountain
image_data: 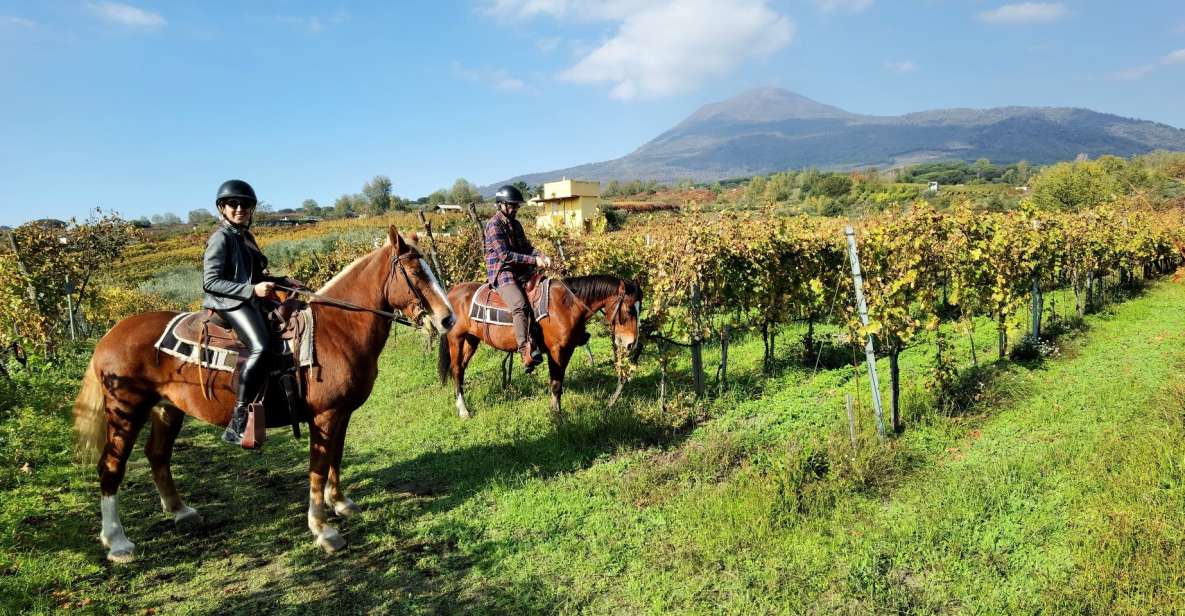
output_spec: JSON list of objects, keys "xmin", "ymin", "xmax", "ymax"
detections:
[{"xmin": 491, "ymin": 87, "xmax": 1185, "ymax": 189}]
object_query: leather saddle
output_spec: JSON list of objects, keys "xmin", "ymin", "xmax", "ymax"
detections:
[
  {"xmin": 470, "ymin": 273, "xmax": 552, "ymax": 326},
  {"xmin": 174, "ymin": 298, "xmax": 308, "ymax": 354},
  {"xmin": 156, "ymin": 298, "xmax": 314, "ymax": 442}
]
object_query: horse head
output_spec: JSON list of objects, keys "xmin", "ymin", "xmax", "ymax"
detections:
[
  {"xmin": 606, "ymin": 278, "xmax": 644, "ymax": 362},
  {"xmin": 384, "ymin": 226, "xmax": 455, "ymax": 334}
]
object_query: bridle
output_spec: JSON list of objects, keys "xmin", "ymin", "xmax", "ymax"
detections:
[
  {"xmin": 382, "ymin": 251, "xmax": 432, "ymax": 327},
  {"xmin": 278, "ymin": 250, "xmax": 431, "ymax": 328}
]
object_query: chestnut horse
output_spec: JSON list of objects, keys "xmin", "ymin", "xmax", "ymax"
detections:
[
  {"xmin": 438, "ymin": 275, "xmax": 642, "ymax": 421},
  {"xmin": 73, "ymin": 227, "xmax": 454, "ymax": 562}
]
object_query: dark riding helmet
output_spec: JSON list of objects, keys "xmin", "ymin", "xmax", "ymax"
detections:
[
  {"xmin": 494, "ymin": 185, "xmax": 525, "ymax": 206},
  {"xmin": 215, "ymin": 179, "xmax": 257, "ymax": 206}
]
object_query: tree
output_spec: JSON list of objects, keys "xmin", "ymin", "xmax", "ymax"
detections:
[
  {"xmin": 427, "ymin": 189, "xmax": 449, "ymax": 206},
  {"xmin": 973, "ymin": 158, "xmax": 992, "ymax": 182},
  {"xmin": 1028, "ymin": 160, "xmax": 1123, "ymax": 211},
  {"xmin": 333, "ymin": 194, "xmax": 357, "ymax": 218},
  {"xmin": 815, "ymin": 174, "xmax": 853, "ymax": 199},
  {"xmin": 152, "ymin": 213, "xmax": 181, "ymax": 225},
  {"xmin": 188, "ymin": 209, "xmax": 215, "ymax": 224},
  {"xmin": 301, "ymin": 199, "xmax": 319, "ymax": 215},
  {"xmin": 361, "ymin": 175, "xmax": 393, "ymax": 215},
  {"xmin": 449, "ymin": 178, "xmax": 480, "ymax": 205}
]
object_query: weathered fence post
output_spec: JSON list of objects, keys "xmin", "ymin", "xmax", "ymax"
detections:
[
  {"xmin": 844, "ymin": 226, "xmax": 886, "ymax": 440},
  {"xmin": 417, "ymin": 209, "xmax": 446, "ymax": 285},
  {"xmin": 689, "ymin": 283, "xmax": 705, "ymax": 398},
  {"xmin": 5, "ymin": 232, "xmax": 40, "ymax": 314},
  {"xmin": 466, "ymin": 202, "xmax": 482, "ymax": 230}
]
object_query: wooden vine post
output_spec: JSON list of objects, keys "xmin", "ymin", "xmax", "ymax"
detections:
[
  {"xmin": 844, "ymin": 225, "xmax": 886, "ymax": 440},
  {"xmin": 1030, "ymin": 220, "xmax": 1042, "ymax": 339},
  {"xmin": 689, "ymin": 282, "xmax": 705, "ymax": 398},
  {"xmin": 416, "ymin": 210, "xmax": 447, "ymax": 285}
]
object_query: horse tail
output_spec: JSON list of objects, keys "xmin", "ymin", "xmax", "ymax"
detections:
[
  {"xmin": 438, "ymin": 334, "xmax": 452, "ymax": 385},
  {"xmin": 73, "ymin": 358, "xmax": 107, "ymax": 464}
]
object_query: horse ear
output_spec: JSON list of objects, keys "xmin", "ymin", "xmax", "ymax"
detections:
[{"xmin": 388, "ymin": 226, "xmax": 408, "ymax": 253}]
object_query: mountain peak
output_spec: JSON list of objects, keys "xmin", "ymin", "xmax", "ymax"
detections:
[{"xmin": 683, "ymin": 86, "xmax": 856, "ymax": 124}]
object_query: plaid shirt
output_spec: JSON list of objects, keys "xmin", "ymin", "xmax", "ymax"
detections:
[{"xmin": 484, "ymin": 210, "xmax": 540, "ymax": 287}]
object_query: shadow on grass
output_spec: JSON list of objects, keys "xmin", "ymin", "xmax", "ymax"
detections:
[{"xmin": 71, "ymin": 380, "xmax": 689, "ymax": 613}]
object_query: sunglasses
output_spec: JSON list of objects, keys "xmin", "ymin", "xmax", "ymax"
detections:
[{"xmin": 221, "ymin": 200, "xmax": 255, "ymax": 211}]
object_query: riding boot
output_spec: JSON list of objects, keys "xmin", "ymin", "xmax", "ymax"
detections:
[
  {"xmin": 221, "ymin": 402, "xmax": 250, "ymax": 445},
  {"xmin": 519, "ymin": 342, "xmax": 543, "ymax": 374}
]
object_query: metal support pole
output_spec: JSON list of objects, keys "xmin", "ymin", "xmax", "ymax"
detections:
[{"xmin": 844, "ymin": 226, "xmax": 885, "ymax": 440}]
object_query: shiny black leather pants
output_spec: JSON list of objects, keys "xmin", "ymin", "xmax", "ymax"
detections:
[{"xmin": 217, "ymin": 302, "xmax": 272, "ymax": 406}]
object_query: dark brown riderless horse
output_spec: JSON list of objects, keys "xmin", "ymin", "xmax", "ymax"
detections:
[
  {"xmin": 439, "ymin": 275, "xmax": 643, "ymax": 422},
  {"xmin": 73, "ymin": 228, "xmax": 454, "ymax": 562}
]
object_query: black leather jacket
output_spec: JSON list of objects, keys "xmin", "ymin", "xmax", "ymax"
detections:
[{"xmin": 202, "ymin": 221, "xmax": 275, "ymax": 310}]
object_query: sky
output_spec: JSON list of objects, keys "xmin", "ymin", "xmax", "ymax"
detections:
[{"xmin": 0, "ymin": 0, "xmax": 1183, "ymax": 226}]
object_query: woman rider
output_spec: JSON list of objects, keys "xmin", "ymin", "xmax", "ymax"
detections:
[{"xmin": 202, "ymin": 179, "xmax": 302, "ymax": 446}]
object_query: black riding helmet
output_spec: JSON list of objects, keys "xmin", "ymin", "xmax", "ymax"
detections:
[
  {"xmin": 494, "ymin": 185, "xmax": 525, "ymax": 206},
  {"xmin": 215, "ymin": 179, "xmax": 257, "ymax": 206}
]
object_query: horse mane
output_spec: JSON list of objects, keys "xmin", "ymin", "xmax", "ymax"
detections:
[{"xmin": 564, "ymin": 274, "xmax": 641, "ymax": 303}]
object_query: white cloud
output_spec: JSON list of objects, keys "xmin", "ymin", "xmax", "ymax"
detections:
[
  {"xmin": 483, "ymin": 0, "xmax": 655, "ymax": 21},
  {"xmin": 977, "ymin": 3, "xmax": 1068, "ymax": 25},
  {"xmin": 1163, "ymin": 49, "xmax": 1185, "ymax": 65},
  {"xmin": 278, "ymin": 16, "xmax": 325, "ymax": 34},
  {"xmin": 885, "ymin": 60, "xmax": 918, "ymax": 73},
  {"xmin": 0, "ymin": 15, "xmax": 36, "ymax": 28},
  {"xmin": 1110, "ymin": 64, "xmax": 1155, "ymax": 80},
  {"xmin": 815, "ymin": 0, "xmax": 873, "ymax": 13},
  {"xmin": 554, "ymin": 0, "xmax": 794, "ymax": 100},
  {"xmin": 87, "ymin": 1, "xmax": 166, "ymax": 28},
  {"xmin": 451, "ymin": 62, "xmax": 531, "ymax": 92},
  {"xmin": 1111, "ymin": 49, "xmax": 1185, "ymax": 80}
]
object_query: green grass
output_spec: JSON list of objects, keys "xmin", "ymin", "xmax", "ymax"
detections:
[{"xmin": 3, "ymin": 280, "xmax": 1185, "ymax": 614}]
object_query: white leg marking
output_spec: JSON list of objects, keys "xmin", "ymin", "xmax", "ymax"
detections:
[
  {"xmin": 171, "ymin": 503, "xmax": 202, "ymax": 527},
  {"xmin": 308, "ymin": 486, "xmax": 346, "ymax": 553},
  {"xmin": 456, "ymin": 392, "xmax": 470, "ymax": 418},
  {"xmin": 323, "ymin": 483, "xmax": 360, "ymax": 518},
  {"xmin": 100, "ymin": 495, "xmax": 136, "ymax": 563}
]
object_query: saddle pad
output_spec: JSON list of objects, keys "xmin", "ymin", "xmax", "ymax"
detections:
[
  {"xmin": 154, "ymin": 308, "xmax": 317, "ymax": 373},
  {"xmin": 469, "ymin": 279, "xmax": 551, "ymax": 326}
]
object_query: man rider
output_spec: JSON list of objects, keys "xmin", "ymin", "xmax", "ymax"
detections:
[{"xmin": 483, "ymin": 185, "xmax": 552, "ymax": 372}]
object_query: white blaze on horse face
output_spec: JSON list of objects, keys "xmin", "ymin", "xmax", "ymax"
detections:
[{"xmin": 419, "ymin": 258, "xmax": 453, "ymax": 324}]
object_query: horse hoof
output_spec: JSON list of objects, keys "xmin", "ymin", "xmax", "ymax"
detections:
[
  {"xmin": 333, "ymin": 499, "xmax": 361, "ymax": 518},
  {"xmin": 106, "ymin": 543, "xmax": 136, "ymax": 563},
  {"xmin": 316, "ymin": 528, "xmax": 347, "ymax": 554},
  {"xmin": 457, "ymin": 408, "xmax": 471, "ymax": 419},
  {"xmin": 173, "ymin": 507, "xmax": 203, "ymax": 531}
]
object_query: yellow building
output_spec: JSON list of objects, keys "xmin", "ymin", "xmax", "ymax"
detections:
[{"xmin": 531, "ymin": 178, "xmax": 600, "ymax": 233}]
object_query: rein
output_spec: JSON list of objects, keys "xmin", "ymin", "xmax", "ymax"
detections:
[{"xmin": 275, "ymin": 284, "xmax": 415, "ymax": 327}]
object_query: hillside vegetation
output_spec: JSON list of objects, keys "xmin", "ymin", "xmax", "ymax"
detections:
[{"xmin": 2, "ymin": 152, "xmax": 1185, "ymax": 613}]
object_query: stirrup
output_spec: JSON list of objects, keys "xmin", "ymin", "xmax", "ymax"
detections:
[
  {"xmin": 221, "ymin": 403, "xmax": 249, "ymax": 446},
  {"xmin": 520, "ymin": 345, "xmax": 542, "ymax": 373}
]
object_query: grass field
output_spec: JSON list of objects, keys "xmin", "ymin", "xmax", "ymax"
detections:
[{"xmin": 3, "ymin": 278, "xmax": 1184, "ymax": 614}]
